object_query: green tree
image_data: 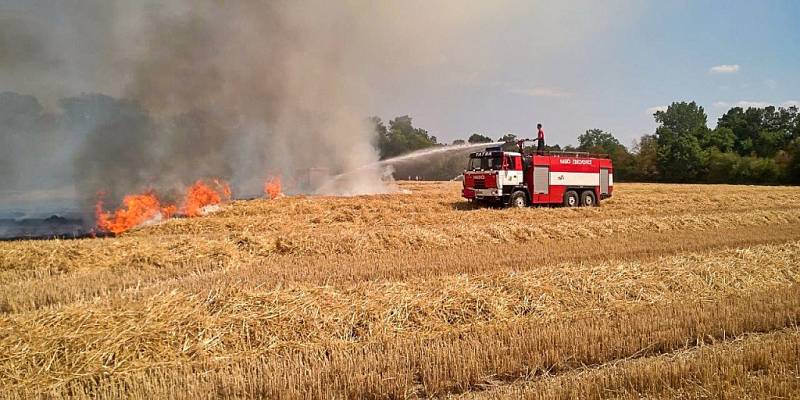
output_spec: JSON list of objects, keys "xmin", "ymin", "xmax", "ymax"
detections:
[
  {"xmin": 452, "ymin": 139, "xmax": 465, "ymax": 145},
  {"xmin": 656, "ymin": 128, "xmax": 707, "ymax": 182},
  {"xmin": 371, "ymin": 116, "xmax": 388, "ymax": 150},
  {"xmin": 706, "ymin": 150, "xmax": 739, "ymax": 183},
  {"xmin": 498, "ymin": 133, "xmax": 517, "ymax": 151},
  {"xmin": 468, "ymin": 133, "xmax": 493, "ymax": 144},
  {"xmin": 577, "ymin": 129, "xmax": 636, "ymax": 180},
  {"xmin": 609, "ymin": 145, "xmax": 636, "ymax": 181},
  {"xmin": 786, "ymin": 138, "xmax": 800, "ymax": 184},
  {"xmin": 717, "ymin": 107, "xmax": 752, "ymax": 155},
  {"xmin": 717, "ymin": 106, "xmax": 797, "ymax": 157},
  {"xmin": 654, "ymin": 101, "xmax": 708, "ymax": 137},
  {"xmin": 372, "ymin": 115, "xmax": 438, "ymax": 159},
  {"xmin": 653, "ymin": 102, "xmax": 709, "ymax": 181},
  {"xmin": 577, "ymin": 129, "xmax": 620, "ymax": 154},
  {"xmin": 737, "ymin": 156, "xmax": 782, "ymax": 184},
  {"xmin": 753, "ymin": 130, "xmax": 785, "ymax": 158},
  {"xmin": 702, "ymin": 127, "xmax": 735, "ymax": 152},
  {"xmin": 633, "ymin": 135, "xmax": 659, "ymax": 181}
]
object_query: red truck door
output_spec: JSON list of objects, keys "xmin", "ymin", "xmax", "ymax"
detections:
[
  {"xmin": 600, "ymin": 167, "xmax": 610, "ymax": 196},
  {"xmin": 531, "ymin": 157, "xmax": 550, "ymax": 204}
]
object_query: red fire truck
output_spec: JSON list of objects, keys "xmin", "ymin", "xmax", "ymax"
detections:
[{"xmin": 462, "ymin": 145, "xmax": 613, "ymax": 207}]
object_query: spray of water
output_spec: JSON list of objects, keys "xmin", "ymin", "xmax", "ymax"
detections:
[
  {"xmin": 316, "ymin": 141, "xmax": 503, "ymax": 194},
  {"xmin": 378, "ymin": 142, "xmax": 504, "ymax": 166}
]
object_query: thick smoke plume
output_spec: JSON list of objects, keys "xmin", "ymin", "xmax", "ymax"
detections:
[
  {"xmin": 5, "ymin": 0, "xmax": 579, "ymax": 221},
  {"xmin": 2, "ymin": 0, "xmax": 436, "ymax": 217}
]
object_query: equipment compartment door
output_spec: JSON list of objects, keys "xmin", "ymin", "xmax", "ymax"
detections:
[
  {"xmin": 600, "ymin": 168, "xmax": 610, "ymax": 195},
  {"xmin": 533, "ymin": 166, "xmax": 549, "ymax": 194}
]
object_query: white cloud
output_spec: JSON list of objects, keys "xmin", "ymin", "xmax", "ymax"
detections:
[
  {"xmin": 709, "ymin": 64, "xmax": 740, "ymax": 74},
  {"xmin": 736, "ymin": 101, "xmax": 771, "ymax": 108},
  {"xmin": 712, "ymin": 100, "xmax": 768, "ymax": 109},
  {"xmin": 645, "ymin": 105, "xmax": 667, "ymax": 115},
  {"xmin": 713, "ymin": 100, "xmax": 800, "ymax": 109},
  {"xmin": 508, "ymin": 86, "xmax": 571, "ymax": 98}
]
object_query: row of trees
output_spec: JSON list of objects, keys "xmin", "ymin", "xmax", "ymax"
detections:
[
  {"xmin": 626, "ymin": 102, "xmax": 800, "ymax": 184},
  {"xmin": 372, "ymin": 103, "xmax": 800, "ymax": 184}
]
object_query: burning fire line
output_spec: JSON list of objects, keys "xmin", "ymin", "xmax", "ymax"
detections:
[
  {"xmin": 95, "ymin": 175, "xmax": 284, "ymax": 235},
  {"xmin": 95, "ymin": 179, "xmax": 233, "ymax": 234},
  {"xmin": 213, "ymin": 179, "xmax": 232, "ymax": 200},
  {"xmin": 95, "ymin": 191, "xmax": 177, "ymax": 235},
  {"xmin": 264, "ymin": 176, "xmax": 282, "ymax": 199},
  {"xmin": 182, "ymin": 179, "xmax": 232, "ymax": 217}
]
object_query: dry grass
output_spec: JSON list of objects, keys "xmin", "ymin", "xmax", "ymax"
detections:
[
  {"xmin": 1, "ymin": 182, "xmax": 799, "ymax": 399},
  {"xmin": 454, "ymin": 327, "xmax": 800, "ymax": 400},
  {"xmin": 4, "ymin": 285, "xmax": 798, "ymax": 399}
]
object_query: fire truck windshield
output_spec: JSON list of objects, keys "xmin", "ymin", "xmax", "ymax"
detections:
[{"xmin": 467, "ymin": 155, "xmax": 503, "ymax": 171}]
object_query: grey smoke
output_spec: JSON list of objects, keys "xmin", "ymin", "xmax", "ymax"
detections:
[
  {"xmin": 0, "ymin": 1, "xmax": 396, "ymax": 216},
  {"xmin": 0, "ymin": 16, "xmax": 60, "ymax": 71},
  {"xmin": 0, "ymin": 92, "xmax": 63, "ymax": 190},
  {"xmin": 4, "ymin": 1, "xmax": 579, "ymax": 218}
]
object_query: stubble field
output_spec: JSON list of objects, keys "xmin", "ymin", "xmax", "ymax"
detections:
[{"xmin": 1, "ymin": 182, "xmax": 800, "ymax": 399}]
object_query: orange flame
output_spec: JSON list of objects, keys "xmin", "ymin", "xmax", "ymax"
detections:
[
  {"xmin": 213, "ymin": 179, "xmax": 232, "ymax": 200},
  {"xmin": 264, "ymin": 176, "xmax": 282, "ymax": 199},
  {"xmin": 182, "ymin": 179, "xmax": 232, "ymax": 217},
  {"xmin": 96, "ymin": 192, "xmax": 177, "ymax": 234}
]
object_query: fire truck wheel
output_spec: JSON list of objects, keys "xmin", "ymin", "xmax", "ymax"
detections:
[
  {"xmin": 564, "ymin": 190, "xmax": 579, "ymax": 207},
  {"xmin": 580, "ymin": 191, "xmax": 596, "ymax": 207},
  {"xmin": 509, "ymin": 191, "xmax": 527, "ymax": 208}
]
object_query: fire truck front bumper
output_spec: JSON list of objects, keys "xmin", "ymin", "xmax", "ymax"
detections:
[{"xmin": 472, "ymin": 188, "xmax": 502, "ymax": 198}]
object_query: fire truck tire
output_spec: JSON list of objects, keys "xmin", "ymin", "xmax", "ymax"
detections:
[
  {"xmin": 564, "ymin": 190, "xmax": 579, "ymax": 207},
  {"xmin": 580, "ymin": 191, "xmax": 596, "ymax": 207},
  {"xmin": 509, "ymin": 191, "xmax": 527, "ymax": 208}
]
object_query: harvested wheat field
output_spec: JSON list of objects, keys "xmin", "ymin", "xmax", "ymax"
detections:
[{"xmin": 1, "ymin": 182, "xmax": 800, "ymax": 399}]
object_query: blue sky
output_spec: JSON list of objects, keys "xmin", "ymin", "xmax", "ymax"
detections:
[{"xmin": 370, "ymin": 1, "xmax": 800, "ymax": 147}]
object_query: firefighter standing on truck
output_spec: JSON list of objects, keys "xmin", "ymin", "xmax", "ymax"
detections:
[{"xmin": 536, "ymin": 123, "xmax": 545, "ymax": 155}]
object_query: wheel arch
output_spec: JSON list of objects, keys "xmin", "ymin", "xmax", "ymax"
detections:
[
  {"xmin": 507, "ymin": 186, "xmax": 531, "ymax": 207},
  {"xmin": 563, "ymin": 188, "xmax": 580, "ymax": 207},
  {"xmin": 579, "ymin": 189, "xmax": 598, "ymax": 207},
  {"xmin": 513, "ymin": 186, "xmax": 531, "ymax": 202}
]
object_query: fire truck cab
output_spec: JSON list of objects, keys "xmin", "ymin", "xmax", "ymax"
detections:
[{"xmin": 462, "ymin": 146, "xmax": 613, "ymax": 207}]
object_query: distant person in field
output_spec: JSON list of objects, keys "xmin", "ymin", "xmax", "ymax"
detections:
[{"xmin": 536, "ymin": 123, "xmax": 545, "ymax": 155}]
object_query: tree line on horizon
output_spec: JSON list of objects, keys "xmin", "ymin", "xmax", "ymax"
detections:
[{"xmin": 372, "ymin": 102, "xmax": 800, "ymax": 184}]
